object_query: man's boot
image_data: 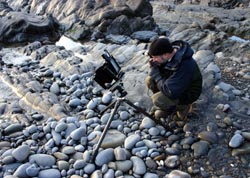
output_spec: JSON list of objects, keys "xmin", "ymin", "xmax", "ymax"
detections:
[{"xmin": 176, "ymin": 104, "xmax": 192, "ymax": 120}]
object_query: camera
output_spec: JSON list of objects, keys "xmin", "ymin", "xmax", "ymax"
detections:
[{"xmin": 94, "ymin": 50, "xmax": 127, "ymax": 97}]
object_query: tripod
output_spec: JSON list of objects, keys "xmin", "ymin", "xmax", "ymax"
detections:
[{"xmin": 91, "ymin": 94, "xmax": 171, "ymax": 162}]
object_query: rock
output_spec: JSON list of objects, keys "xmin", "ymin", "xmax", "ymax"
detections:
[
  {"xmin": 12, "ymin": 145, "xmax": 30, "ymax": 162},
  {"xmin": 114, "ymin": 147, "xmax": 127, "ymax": 161},
  {"xmin": 57, "ymin": 160, "xmax": 70, "ymax": 171},
  {"xmin": 101, "ymin": 91, "xmax": 112, "ymax": 104},
  {"xmin": 191, "ymin": 141, "xmax": 209, "ymax": 158},
  {"xmin": 87, "ymin": 98, "xmax": 99, "ymax": 109},
  {"xmin": 2, "ymin": 156, "xmax": 15, "ymax": 164},
  {"xmin": 95, "ymin": 148, "xmax": 114, "ymax": 166},
  {"xmin": 105, "ymin": 34, "xmax": 131, "ymax": 44},
  {"xmin": 232, "ymin": 143, "xmax": 250, "ymax": 156},
  {"xmin": 73, "ymin": 159, "xmax": 86, "ymax": 169},
  {"xmin": 229, "ymin": 133, "xmax": 244, "ymax": 148},
  {"xmin": 168, "ymin": 170, "xmax": 191, "ymax": 178},
  {"xmin": 115, "ymin": 160, "xmax": 133, "ymax": 172},
  {"xmin": 3, "ymin": 175, "xmax": 19, "ymax": 178},
  {"xmin": 198, "ymin": 131, "xmax": 218, "ymax": 144},
  {"xmin": 0, "ymin": 141, "xmax": 11, "ymax": 149},
  {"xmin": 148, "ymin": 127, "xmax": 160, "ymax": 136},
  {"xmin": 0, "ymin": 12, "xmax": 60, "ymax": 44},
  {"xmin": 13, "ymin": 163, "xmax": 31, "ymax": 178},
  {"xmin": 119, "ymin": 111, "xmax": 130, "ymax": 120},
  {"xmin": 26, "ymin": 165, "xmax": 40, "ymax": 177},
  {"xmin": 38, "ymin": 169, "xmax": 61, "ymax": 178},
  {"xmin": 50, "ymin": 82, "xmax": 60, "ymax": 95},
  {"xmin": 84, "ymin": 163, "xmax": 96, "ymax": 174},
  {"xmin": 131, "ymin": 156, "xmax": 146, "ymax": 175},
  {"xmin": 4, "ymin": 124, "xmax": 23, "ymax": 135},
  {"xmin": 103, "ymin": 169, "xmax": 115, "ymax": 178},
  {"xmin": 29, "ymin": 154, "xmax": 56, "ymax": 167},
  {"xmin": 140, "ymin": 117, "xmax": 156, "ymax": 129},
  {"xmin": 144, "ymin": 172, "xmax": 159, "ymax": 178},
  {"xmin": 131, "ymin": 31, "xmax": 158, "ymax": 42},
  {"xmin": 62, "ymin": 146, "xmax": 75, "ymax": 155},
  {"xmin": 69, "ymin": 98, "xmax": 81, "ymax": 108},
  {"xmin": 70, "ymin": 127, "xmax": 86, "ymax": 140},
  {"xmin": 165, "ymin": 155, "xmax": 180, "ymax": 168},
  {"xmin": 124, "ymin": 134, "xmax": 141, "ymax": 150},
  {"xmin": 242, "ymin": 132, "xmax": 250, "ymax": 141},
  {"xmin": 100, "ymin": 129, "xmax": 126, "ymax": 148},
  {"xmin": 54, "ymin": 122, "xmax": 68, "ymax": 132}
]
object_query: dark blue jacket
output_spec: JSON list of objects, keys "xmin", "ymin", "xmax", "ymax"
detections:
[{"xmin": 156, "ymin": 40, "xmax": 202, "ymax": 105}]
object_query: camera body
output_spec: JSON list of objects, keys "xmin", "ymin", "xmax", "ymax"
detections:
[{"xmin": 94, "ymin": 50, "xmax": 127, "ymax": 97}]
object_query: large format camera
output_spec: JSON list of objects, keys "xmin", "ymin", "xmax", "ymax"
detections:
[{"xmin": 94, "ymin": 50, "xmax": 127, "ymax": 97}]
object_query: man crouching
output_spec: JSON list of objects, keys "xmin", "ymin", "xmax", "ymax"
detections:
[{"xmin": 146, "ymin": 37, "xmax": 202, "ymax": 121}]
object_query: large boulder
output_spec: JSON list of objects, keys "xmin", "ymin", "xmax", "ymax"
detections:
[{"xmin": 0, "ymin": 10, "xmax": 60, "ymax": 44}]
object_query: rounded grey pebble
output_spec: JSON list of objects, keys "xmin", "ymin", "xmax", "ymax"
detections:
[
  {"xmin": 12, "ymin": 145, "xmax": 31, "ymax": 162},
  {"xmin": 84, "ymin": 164, "xmax": 96, "ymax": 174},
  {"xmin": 26, "ymin": 165, "xmax": 40, "ymax": 177},
  {"xmin": 38, "ymin": 169, "xmax": 61, "ymax": 178}
]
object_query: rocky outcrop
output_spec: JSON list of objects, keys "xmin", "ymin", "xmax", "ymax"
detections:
[
  {"xmin": 174, "ymin": 0, "xmax": 250, "ymax": 8},
  {"xmin": 0, "ymin": 1, "xmax": 61, "ymax": 44},
  {"xmin": 2, "ymin": 0, "xmax": 157, "ymax": 44},
  {"xmin": 152, "ymin": 2, "xmax": 250, "ymax": 42}
]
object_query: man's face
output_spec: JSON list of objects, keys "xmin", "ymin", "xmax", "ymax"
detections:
[{"xmin": 150, "ymin": 53, "xmax": 172, "ymax": 64}]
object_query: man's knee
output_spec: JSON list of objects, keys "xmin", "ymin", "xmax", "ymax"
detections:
[
  {"xmin": 151, "ymin": 92, "xmax": 177, "ymax": 109},
  {"xmin": 145, "ymin": 76, "xmax": 159, "ymax": 93}
]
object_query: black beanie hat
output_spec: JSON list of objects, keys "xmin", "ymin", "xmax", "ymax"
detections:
[{"xmin": 148, "ymin": 38, "xmax": 173, "ymax": 56}]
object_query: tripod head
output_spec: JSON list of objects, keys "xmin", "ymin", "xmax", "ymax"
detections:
[{"xmin": 94, "ymin": 49, "xmax": 127, "ymax": 97}]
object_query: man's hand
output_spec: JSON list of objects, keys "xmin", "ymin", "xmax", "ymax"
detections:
[{"xmin": 148, "ymin": 60, "xmax": 162, "ymax": 83}]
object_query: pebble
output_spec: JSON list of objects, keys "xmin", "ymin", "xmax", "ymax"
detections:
[
  {"xmin": 13, "ymin": 163, "xmax": 31, "ymax": 178},
  {"xmin": 57, "ymin": 160, "xmax": 70, "ymax": 170},
  {"xmin": 73, "ymin": 159, "xmax": 86, "ymax": 169},
  {"xmin": 26, "ymin": 165, "xmax": 40, "ymax": 177},
  {"xmin": 102, "ymin": 92, "xmax": 112, "ymax": 104},
  {"xmin": 69, "ymin": 98, "xmax": 81, "ymax": 108},
  {"xmin": 229, "ymin": 133, "xmax": 244, "ymax": 148},
  {"xmin": 115, "ymin": 160, "xmax": 133, "ymax": 172},
  {"xmin": 29, "ymin": 154, "xmax": 56, "ymax": 167},
  {"xmin": 87, "ymin": 98, "xmax": 99, "ymax": 109},
  {"xmin": 124, "ymin": 134, "xmax": 141, "ymax": 150},
  {"xmin": 4, "ymin": 124, "xmax": 23, "ymax": 135},
  {"xmin": 12, "ymin": 145, "xmax": 30, "ymax": 162},
  {"xmin": 242, "ymin": 132, "xmax": 250, "ymax": 141},
  {"xmin": 95, "ymin": 148, "xmax": 114, "ymax": 166},
  {"xmin": 84, "ymin": 163, "xmax": 96, "ymax": 174},
  {"xmin": 114, "ymin": 147, "xmax": 127, "ymax": 161},
  {"xmin": 144, "ymin": 172, "xmax": 159, "ymax": 178},
  {"xmin": 165, "ymin": 155, "xmax": 180, "ymax": 168},
  {"xmin": 38, "ymin": 169, "xmax": 61, "ymax": 178},
  {"xmin": 55, "ymin": 122, "xmax": 68, "ymax": 132},
  {"xmin": 168, "ymin": 170, "xmax": 191, "ymax": 178},
  {"xmin": 70, "ymin": 127, "xmax": 86, "ymax": 140},
  {"xmin": 141, "ymin": 120, "xmax": 156, "ymax": 131},
  {"xmin": 198, "ymin": 131, "xmax": 218, "ymax": 144},
  {"xmin": 148, "ymin": 127, "xmax": 160, "ymax": 136},
  {"xmin": 131, "ymin": 156, "xmax": 146, "ymax": 175},
  {"xmin": 119, "ymin": 111, "xmax": 129, "ymax": 120},
  {"xmin": 191, "ymin": 141, "xmax": 209, "ymax": 158}
]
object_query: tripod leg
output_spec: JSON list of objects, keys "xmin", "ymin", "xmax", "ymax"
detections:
[
  {"xmin": 91, "ymin": 99, "xmax": 121, "ymax": 163},
  {"xmin": 99, "ymin": 99, "xmax": 117, "ymax": 115},
  {"xmin": 123, "ymin": 99, "xmax": 172, "ymax": 131}
]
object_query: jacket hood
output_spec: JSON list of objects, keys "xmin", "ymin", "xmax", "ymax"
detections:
[{"xmin": 164, "ymin": 40, "xmax": 194, "ymax": 71}]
